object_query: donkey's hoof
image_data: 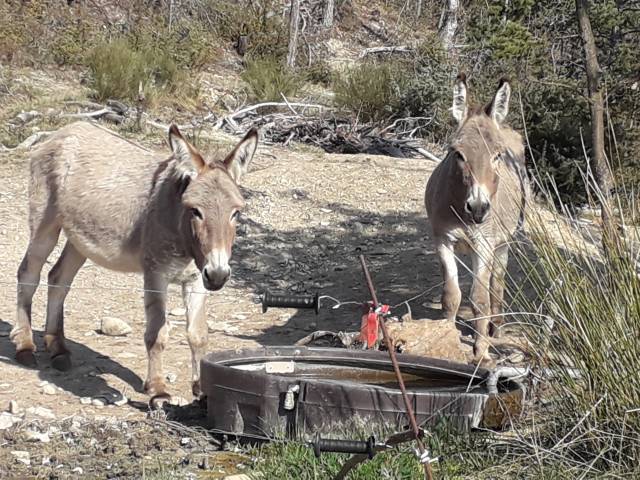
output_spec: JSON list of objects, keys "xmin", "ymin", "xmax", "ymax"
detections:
[
  {"xmin": 149, "ymin": 393, "xmax": 171, "ymax": 410},
  {"xmin": 51, "ymin": 353, "xmax": 72, "ymax": 372},
  {"xmin": 15, "ymin": 350, "xmax": 37, "ymax": 368},
  {"xmin": 192, "ymin": 380, "xmax": 203, "ymax": 398}
]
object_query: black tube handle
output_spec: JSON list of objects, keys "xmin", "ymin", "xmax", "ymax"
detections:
[
  {"xmin": 312, "ymin": 436, "xmax": 376, "ymax": 459},
  {"xmin": 261, "ymin": 291, "xmax": 319, "ymax": 314}
]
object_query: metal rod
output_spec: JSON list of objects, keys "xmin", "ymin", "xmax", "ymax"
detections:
[{"xmin": 358, "ymin": 254, "xmax": 434, "ymax": 480}]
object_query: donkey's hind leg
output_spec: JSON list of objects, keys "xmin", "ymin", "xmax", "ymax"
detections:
[
  {"xmin": 12, "ymin": 213, "xmax": 61, "ymax": 367},
  {"xmin": 44, "ymin": 241, "xmax": 86, "ymax": 371}
]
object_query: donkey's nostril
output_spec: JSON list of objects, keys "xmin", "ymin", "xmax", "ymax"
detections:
[{"xmin": 464, "ymin": 201, "xmax": 472, "ymax": 213}]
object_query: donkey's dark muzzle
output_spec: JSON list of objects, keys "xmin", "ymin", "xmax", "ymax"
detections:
[
  {"xmin": 466, "ymin": 200, "xmax": 490, "ymax": 224},
  {"xmin": 202, "ymin": 265, "xmax": 230, "ymax": 291}
]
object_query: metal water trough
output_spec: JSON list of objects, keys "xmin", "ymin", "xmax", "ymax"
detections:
[{"xmin": 201, "ymin": 346, "xmax": 524, "ymax": 437}]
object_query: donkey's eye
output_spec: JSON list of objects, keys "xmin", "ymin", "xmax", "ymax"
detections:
[
  {"xmin": 191, "ymin": 208, "xmax": 203, "ymax": 220},
  {"xmin": 231, "ymin": 210, "xmax": 241, "ymax": 222}
]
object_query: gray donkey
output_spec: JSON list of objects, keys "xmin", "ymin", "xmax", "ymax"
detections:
[
  {"xmin": 425, "ymin": 74, "xmax": 528, "ymax": 363},
  {"xmin": 11, "ymin": 121, "xmax": 258, "ymax": 406}
]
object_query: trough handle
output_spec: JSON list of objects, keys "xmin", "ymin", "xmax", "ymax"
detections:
[
  {"xmin": 312, "ymin": 435, "xmax": 376, "ymax": 459},
  {"xmin": 261, "ymin": 291, "xmax": 319, "ymax": 314}
]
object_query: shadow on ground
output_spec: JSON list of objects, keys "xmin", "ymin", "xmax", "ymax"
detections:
[
  {"xmin": 0, "ymin": 319, "xmax": 143, "ymax": 401},
  {"xmin": 229, "ymin": 187, "xmax": 493, "ymax": 347}
]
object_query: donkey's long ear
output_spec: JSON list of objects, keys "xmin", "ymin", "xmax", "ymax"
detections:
[
  {"xmin": 451, "ymin": 73, "xmax": 468, "ymax": 125},
  {"xmin": 223, "ymin": 128, "xmax": 258, "ymax": 183},
  {"xmin": 487, "ymin": 77, "xmax": 511, "ymax": 125},
  {"xmin": 168, "ymin": 124, "xmax": 206, "ymax": 172}
]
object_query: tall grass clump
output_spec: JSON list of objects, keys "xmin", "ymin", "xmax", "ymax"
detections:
[
  {"xmin": 504, "ymin": 172, "xmax": 640, "ymax": 476},
  {"xmin": 87, "ymin": 39, "xmax": 180, "ymax": 103},
  {"xmin": 333, "ymin": 60, "xmax": 408, "ymax": 124},
  {"xmin": 241, "ymin": 56, "xmax": 303, "ymax": 102}
]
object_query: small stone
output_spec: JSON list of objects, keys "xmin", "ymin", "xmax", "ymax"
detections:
[
  {"xmin": 0, "ymin": 412, "xmax": 18, "ymax": 430},
  {"xmin": 169, "ymin": 307, "xmax": 186, "ymax": 317},
  {"xmin": 25, "ymin": 429, "xmax": 50, "ymax": 443},
  {"xmin": 113, "ymin": 396, "xmax": 128, "ymax": 407},
  {"xmin": 26, "ymin": 406, "xmax": 55, "ymax": 420},
  {"xmin": 11, "ymin": 450, "xmax": 30, "ymax": 466},
  {"xmin": 169, "ymin": 396, "xmax": 190, "ymax": 407},
  {"xmin": 80, "ymin": 397, "xmax": 92, "ymax": 405},
  {"xmin": 232, "ymin": 314, "xmax": 247, "ymax": 320},
  {"xmin": 180, "ymin": 437, "xmax": 191, "ymax": 446},
  {"xmin": 42, "ymin": 384, "xmax": 57, "ymax": 395},
  {"xmin": 42, "ymin": 456, "xmax": 51, "ymax": 466},
  {"xmin": 38, "ymin": 380, "xmax": 49, "ymax": 387},
  {"xmin": 9, "ymin": 400, "xmax": 20, "ymax": 414},
  {"xmin": 100, "ymin": 317, "xmax": 132, "ymax": 336},
  {"xmin": 92, "ymin": 398, "xmax": 106, "ymax": 407},
  {"xmin": 72, "ymin": 467, "xmax": 84, "ymax": 474},
  {"xmin": 166, "ymin": 373, "xmax": 178, "ymax": 384},
  {"xmin": 223, "ymin": 475, "xmax": 252, "ymax": 480},
  {"xmin": 309, "ymin": 322, "xmax": 317, "ymax": 329}
]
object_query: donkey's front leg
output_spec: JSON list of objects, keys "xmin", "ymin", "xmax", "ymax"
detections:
[
  {"xmin": 181, "ymin": 275, "xmax": 209, "ymax": 398},
  {"xmin": 470, "ymin": 242, "xmax": 494, "ymax": 362},
  {"xmin": 142, "ymin": 273, "xmax": 171, "ymax": 407},
  {"xmin": 437, "ymin": 239, "xmax": 461, "ymax": 324}
]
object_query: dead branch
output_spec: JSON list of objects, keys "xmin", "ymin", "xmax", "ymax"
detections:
[
  {"xmin": 359, "ymin": 46, "xmax": 414, "ymax": 58},
  {"xmin": 61, "ymin": 108, "xmax": 113, "ymax": 119},
  {"xmin": 227, "ymin": 102, "xmax": 329, "ymax": 121}
]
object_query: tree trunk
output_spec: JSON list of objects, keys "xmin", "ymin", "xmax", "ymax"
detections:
[
  {"xmin": 323, "ymin": 0, "xmax": 334, "ymax": 28},
  {"xmin": 575, "ymin": 0, "xmax": 618, "ymax": 254},
  {"xmin": 287, "ymin": 0, "xmax": 301, "ymax": 69},
  {"xmin": 440, "ymin": 0, "xmax": 459, "ymax": 60}
]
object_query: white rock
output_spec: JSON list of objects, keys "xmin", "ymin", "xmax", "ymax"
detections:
[
  {"xmin": 42, "ymin": 384, "xmax": 58, "ymax": 395},
  {"xmin": 166, "ymin": 373, "xmax": 178, "ymax": 384},
  {"xmin": 72, "ymin": 467, "xmax": 84, "ymax": 474},
  {"xmin": 9, "ymin": 400, "xmax": 20, "ymax": 414},
  {"xmin": 180, "ymin": 437, "xmax": 191, "ymax": 446},
  {"xmin": 25, "ymin": 429, "xmax": 50, "ymax": 443},
  {"xmin": 42, "ymin": 456, "xmax": 51, "ymax": 466},
  {"xmin": 92, "ymin": 398, "xmax": 106, "ymax": 407},
  {"xmin": 169, "ymin": 307, "xmax": 186, "ymax": 317},
  {"xmin": 38, "ymin": 380, "xmax": 49, "ymax": 387},
  {"xmin": 11, "ymin": 450, "xmax": 30, "ymax": 466},
  {"xmin": 26, "ymin": 406, "xmax": 55, "ymax": 420},
  {"xmin": 169, "ymin": 396, "xmax": 190, "ymax": 407},
  {"xmin": 80, "ymin": 397, "xmax": 92, "ymax": 405},
  {"xmin": 0, "ymin": 412, "xmax": 18, "ymax": 430},
  {"xmin": 100, "ymin": 317, "xmax": 132, "ymax": 336},
  {"xmin": 114, "ymin": 396, "xmax": 128, "ymax": 407}
]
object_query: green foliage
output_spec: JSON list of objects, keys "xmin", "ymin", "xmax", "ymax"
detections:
[
  {"xmin": 242, "ymin": 57, "xmax": 303, "ymax": 102},
  {"xmin": 202, "ymin": 0, "xmax": 289, "ymax": 61},
  {"xmin": 333, "ymin": 61, "xmax": 409, "ymax": 123},
  {"xmin": 305, "ymin": 61, "xmax": 333, "ymax": 87},
  {"xmin": 87, "ymin": 39, "xmax": 180, "ymax": 103}
]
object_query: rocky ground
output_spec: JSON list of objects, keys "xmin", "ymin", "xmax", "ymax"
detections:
[{"xmin": 0, "ymin": 66, "xmax": 580, "ymax": 478}]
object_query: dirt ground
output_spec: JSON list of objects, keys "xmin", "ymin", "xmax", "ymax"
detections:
[{"xmin": 0, "ymin": 130, "xmax": 482, "ymax": 477}]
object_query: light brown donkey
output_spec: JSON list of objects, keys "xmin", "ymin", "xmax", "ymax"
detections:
[
  {"xmin": 11, "ymin": 121, "xmax": 258, "ymax": 406},
  {"xmin": 425, "ymin": 74, "xmax": 528, "ymax": 363}
]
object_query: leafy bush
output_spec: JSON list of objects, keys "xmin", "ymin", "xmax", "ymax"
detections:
[
  {"xmin": 333, "ymin": 60, "xmax": 409, "ymax": 123},
  {"xmin": 87, "ymin": 39, "xmax": 180, "ymax": 103},
  {"xmin": 242, "ymin": 56, "xmax": 303, "ymax": 102},
  {"xmin": 305, "ymin": 61, "xmax": 333, "ymax": 87},
  {"xmin": 200, "ymin": 0, "xmax": 288, "ymax": 61}
]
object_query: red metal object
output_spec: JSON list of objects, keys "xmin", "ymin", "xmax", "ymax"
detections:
[{"xmin": 359, "ymin": 303, "xmax": 389, "ymax": 348}]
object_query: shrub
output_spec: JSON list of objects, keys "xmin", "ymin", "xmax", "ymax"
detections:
[
  {"xmin": 242, "ymin": 56, "xmax": 303, "ymax": 102},
  {"xmin": 87, "ymin": 39, "xmax": 180, "ymax": 103},
  {"xmin": 333, "ymin": 61, "xmax": 409, "ymax": 123},
  {"xmin": 305, "ymin": 61, "xmax": 333, "ymax": 87}
]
